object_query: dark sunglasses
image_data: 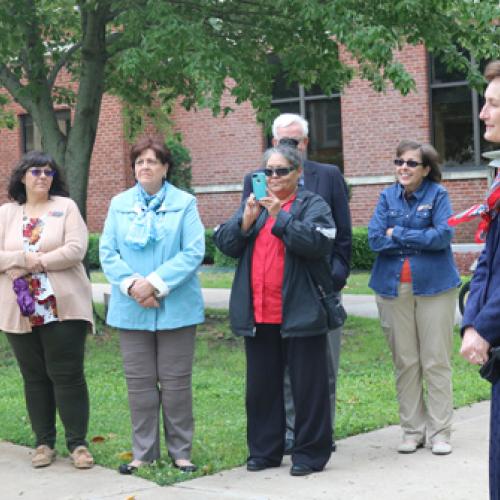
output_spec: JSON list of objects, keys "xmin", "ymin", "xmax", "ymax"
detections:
[
  {"xmin": 278, "ymin": 137, "xmax": 299, "ymax": 148},
  {"xmin": 29, "ymin": 168, "xmax": 56, "ymax": 177},
  {"xmin": 394, "ymin": 159, "xmax": 422, "ymax": 168},
  {"xmin": 264, "ymin": 166, "xmax": 296, "ymax": 177}
]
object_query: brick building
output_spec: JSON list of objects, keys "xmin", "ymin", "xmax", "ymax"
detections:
[{"xmin": 0, "ymin": 45, "xmax": 491, "ymax": 270}]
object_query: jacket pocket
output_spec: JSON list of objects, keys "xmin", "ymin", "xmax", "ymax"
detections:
[
  {"xmin": 387, "ymin": 208, "xmax": 404, "ymax": 226},
  {"xmin": 414, "ymin": 209, "xmax": 432, "ymax": 228}
]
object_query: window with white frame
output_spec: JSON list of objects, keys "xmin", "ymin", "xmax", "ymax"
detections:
[
  {"xmin": 430, "ymin": 54, "xmax": 495, "ymax": 170},
  {"xmin": 270, "ymin": 66, "xmax": 343, "ymax": 170}
]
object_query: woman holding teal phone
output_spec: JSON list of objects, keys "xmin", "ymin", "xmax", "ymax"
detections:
[{"xmin": 214, "ymin": 144, "xmax": 336, "ymax": 477}]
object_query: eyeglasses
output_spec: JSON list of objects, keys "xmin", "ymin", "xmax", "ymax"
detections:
[
  {"xmin": 135, "ymin": 158, "xmax": 159, "ymax": 167},
  {"xmin": 29, "ymin": 168, "xmax": 56, "ymax": 177},
  {"xmin": 278, "ymin": 137, "xmax": 300, "ymax": 148},
  {"xmin": 264, "ymin": 166, "xmax": 296, "ymax": 177},
  {"xmin": 394, "ymin": 159, "xmax": 423, "ymax": 168}
]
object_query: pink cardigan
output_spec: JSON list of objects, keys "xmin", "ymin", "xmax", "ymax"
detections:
[{"xmin": 0, "ymin": 196, "xmax": 93, "ymax": 333}]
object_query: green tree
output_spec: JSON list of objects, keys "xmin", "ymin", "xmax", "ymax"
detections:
[{"xmin": 0, "ymin": 0, "xmax": 499, "ymax": 218}]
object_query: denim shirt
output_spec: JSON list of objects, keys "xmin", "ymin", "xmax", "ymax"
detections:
[{"xmin": 368, "ymin": 180, "xmax": 460, "ymax": 297}]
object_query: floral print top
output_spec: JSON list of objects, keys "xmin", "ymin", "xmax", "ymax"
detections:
[{"xmin": 22, "ymin": 216, "xmax": 58, "ymax": 326}]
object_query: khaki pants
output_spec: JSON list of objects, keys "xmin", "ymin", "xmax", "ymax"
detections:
[{"xmin": 376, "ymin": 284, "xmax": 456, "ymax": 444}]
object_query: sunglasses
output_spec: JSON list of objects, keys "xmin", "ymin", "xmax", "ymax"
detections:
[
  {"xmin": 278, "ymin": 138, "xmax": 300, "ymax": 148},
  {"xmin": 394, "ymin": 159, "xmax": 422, "ymax": 168},
  {"xmin": 28, "ymin": 168, "xmax": 56, "ymax": 177},
  {"xmin": 264, "ymin": 166, "xmax": 296, "ymax": 177}
]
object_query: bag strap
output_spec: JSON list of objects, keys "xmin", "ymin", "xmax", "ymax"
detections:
[{"xmin": 305, "ymin": 258, "xmax": 335, "ymax": 298}]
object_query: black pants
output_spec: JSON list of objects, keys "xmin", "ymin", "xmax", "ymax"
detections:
[
  {"xmin": 6, "ymin": 320, "xmax": 90, "ymax": 452},
  {"xmin": 245, "ymin": 324, "xmax": 332, "ymax": 470}
]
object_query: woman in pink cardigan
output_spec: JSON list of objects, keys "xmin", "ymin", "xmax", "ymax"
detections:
[{"xmin": 0, "ymin": 151, "xmax": 94, "ymax": 469}]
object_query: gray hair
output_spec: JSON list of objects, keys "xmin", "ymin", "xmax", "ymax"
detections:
[
  {"xmin": 261, "ymin": 145, "xmax": 303, "ymax": 171},
  {"xmin": 272, "ymin": 113, "xmax": 309, "ymax": 139}
]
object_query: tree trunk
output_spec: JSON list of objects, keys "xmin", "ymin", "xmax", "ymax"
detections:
[{"xmin": 61, "ymin": 7, "xmax": 109, "ymax": 220}]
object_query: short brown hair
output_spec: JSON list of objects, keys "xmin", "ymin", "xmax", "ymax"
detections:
[
  {"xmin": 484, "ymin": 61, "xmax": 500, "ymax": 82},
  {"xmin": 130, "ymin": 137, "xmax": 174, "ymax": 180},
  {"xmin": 396, "ymin": 140, "xmax": 442, "ymax": 183}
]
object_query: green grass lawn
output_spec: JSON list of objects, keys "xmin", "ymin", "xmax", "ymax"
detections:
[
  {"xmin": 0, "ymin": 308, "xmax": 490, "ymax": 485},
  {"xmin": 91, "ymin": 269, "xmax": 373, "ymax": 293}
]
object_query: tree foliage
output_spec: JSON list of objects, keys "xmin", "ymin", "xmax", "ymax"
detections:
[{"xmin": 0, "ymin": 0, "xmax": 499, "ymax": 217}]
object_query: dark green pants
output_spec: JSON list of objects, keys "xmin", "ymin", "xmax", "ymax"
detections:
[{"xmin": 6, "ymin": 320, "xmax": 90, "ymax": 452}]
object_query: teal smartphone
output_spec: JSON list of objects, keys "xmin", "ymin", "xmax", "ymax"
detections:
[{"xmin": 252, "ymin": 172, "xmax": 267, "ymax": 200}]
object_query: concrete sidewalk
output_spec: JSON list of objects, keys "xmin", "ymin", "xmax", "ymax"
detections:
[
  {"xmin": 92, "ymin": 283, "xmax": 381, "ymax": 318},
  {"xmin": 92, "ymin": 284, "xmax": 462, "ymax": 323},
  {"xmin": 1, "ymin": 401, "xmax": 490, "ymax": 500}
]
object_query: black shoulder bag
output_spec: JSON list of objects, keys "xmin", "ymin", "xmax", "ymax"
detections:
[
  {"xmin": 479, "ymin": 346, "xmax": 500, "ymax": 385},
  {"xmin": 306, "ymin": 259, "xmax": 347, "ymax": 330}
]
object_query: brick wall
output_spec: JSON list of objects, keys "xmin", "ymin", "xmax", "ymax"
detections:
[
  {"xmin": 172, "ymin": 85, "xmax": 265, "ymax": 188},
  {"xmin": 341, "ymin": 45, "xmax": 430, "ymax": 178},
  {"xmin": 0, "ymin": 52, "xmax": 491, "ymax": 248},
  {"xmin": 86, "ymin": 94, "xmax": 130, "ymax": 231}
]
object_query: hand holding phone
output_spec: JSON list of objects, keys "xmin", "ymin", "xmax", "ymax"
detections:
[{"xmin": 252, "ymin": 172, "xmax": 267, "ymax": 200}]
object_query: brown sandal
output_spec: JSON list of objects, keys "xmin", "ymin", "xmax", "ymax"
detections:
[
  {"xmin": 70, "ymin": 445, "xmax": 94, "ymax": 469},
  {"xmin": 32, "ymin": 445, "xmax": 56, "ymax": 468}
]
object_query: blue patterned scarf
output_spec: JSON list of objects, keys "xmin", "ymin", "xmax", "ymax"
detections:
[{"xmin": 125, "ymin": 183, "xmax": 168, "ymax": 249}]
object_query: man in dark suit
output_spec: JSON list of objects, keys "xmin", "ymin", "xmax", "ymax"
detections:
[{"xmin": 242, "ymin": 113, "xmax": 352, "ymax": 452}]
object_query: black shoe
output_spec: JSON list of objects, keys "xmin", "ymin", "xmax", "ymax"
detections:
[
  {"xmin": 118, "ymin": 463, "xmax": 137, "ymax": 475},
  {"xmin": 246, "ymin": 458, "xmax": 269, "ymax": 471},
  {"xmin": 172, "ymin": 459, "xmax": 198, "ymax": 473},
  {"xmin": 290, "ymin": 463, "xmax": 315, "ymax": 476},
  {"xmin": 331, "ymin": 441, "xmax": 337, "ymax": 452},
  {"xmin": 284, "ymin": 438, "xmax": 294, "ymax": 455}
]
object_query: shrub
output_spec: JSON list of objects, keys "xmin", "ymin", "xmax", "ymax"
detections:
[
  {"xmin": 351, "ymin": 227, "xmax": 375, "ymax": 271},
  {"xmin": 204, "ymin": 228, "xmax": 216, "ymax": 264},
  {"xmin": 214, "ymin": 248, "xmax": 238, "ymax": 268},
  {"xmin": 86, "ymin": 230, "xmax": 222, "ymax": 268},
  {"xmin": 87, "ymin": 233, "xmax": 101, "ymax": 269}
]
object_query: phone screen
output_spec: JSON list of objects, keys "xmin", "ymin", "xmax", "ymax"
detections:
[{"xmin": 252, "ymin": 172, "xmax": 267, "ymax": 200}]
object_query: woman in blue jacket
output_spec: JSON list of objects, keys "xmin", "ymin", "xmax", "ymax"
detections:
[
  {"xmin": 458, "ymin": 61, "xmax": 500, "ymax": 500},
  {"xmin": 100, "ymin": 137, "xmax": 204, "ymax": 474},
  {"xmin": 368, "ymin": 140, "xmax": 460, "ymax": 456}
]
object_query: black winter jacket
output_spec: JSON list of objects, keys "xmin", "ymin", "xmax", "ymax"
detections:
[{"xmin": 214, "ymin": 188, "xmax": 336, "ymax": 338}]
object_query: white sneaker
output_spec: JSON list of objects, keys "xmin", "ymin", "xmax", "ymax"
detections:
[
  {"xmin": 431, "ymin": 441, "xmax": 452, "ymax": 455},
  {"xmin": 397, "ymin": 439, "xmax": 423, "ymax": 454}
]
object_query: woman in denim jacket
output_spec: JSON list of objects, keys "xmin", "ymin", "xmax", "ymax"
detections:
[{"xmin": 368, "ymin": 140, "xmax": 460, "ymax": 456}]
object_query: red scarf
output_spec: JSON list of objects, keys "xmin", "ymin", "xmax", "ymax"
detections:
[{"xmin": 448, "ymin": 172, "xmax": 500, "ymax": 242}]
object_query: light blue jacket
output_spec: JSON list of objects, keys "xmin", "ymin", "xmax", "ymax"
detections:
[{"xmin": 99, "ymin": 183, "xmax": 205, "ymax": 331}]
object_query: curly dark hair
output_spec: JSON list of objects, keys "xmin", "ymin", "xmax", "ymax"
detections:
[
  {"xmin": 8, "ymin": 151, "xmax": 68, "ymax": 204},
  {"xmin": 396, "ymin": 140, "xmax": 442, "ymax": 183},
  {"xmin": 130, "ymin": 137, "xmax": 174, "ymax": 181}
]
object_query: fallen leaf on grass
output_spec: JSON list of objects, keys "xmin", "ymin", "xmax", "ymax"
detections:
[
  {"xmin": 91, "ymin": 435, "xmax": 106, "ymax": 443},
  {"xmin": 118, "ymin": 451, "xmax": 133, "ymax": 461},
  {"xmin": 201, "ymin": 464, "xmax": 214, "ymax": 474}
]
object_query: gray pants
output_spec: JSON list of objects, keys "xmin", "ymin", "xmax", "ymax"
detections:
[
  {"xmin": 285, "ymin": 298, "xmax": 342, "ymax": 441},
  {"xmin": 119, "ymin": 326, "xmax": 196, "ymax": 462}
]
